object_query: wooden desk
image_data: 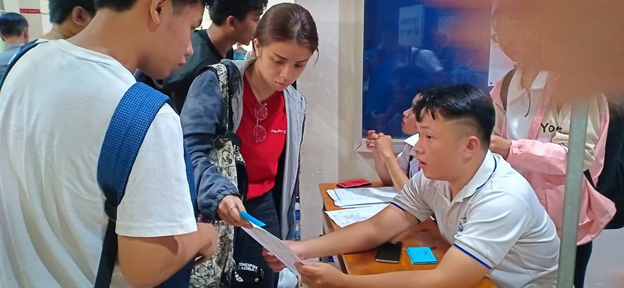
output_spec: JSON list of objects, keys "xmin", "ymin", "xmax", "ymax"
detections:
[{"xmin": 320, "ymin": 183, "xmax": 496, "ymax": 288}]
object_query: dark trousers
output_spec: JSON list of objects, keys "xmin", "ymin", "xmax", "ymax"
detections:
[
  {"xmin": 574, "ymin": 241, "xmax": 593, "ymax": 288},
  {"xmin": 231, "ymin": 192, "xmax": 281, "ymax": 288}
]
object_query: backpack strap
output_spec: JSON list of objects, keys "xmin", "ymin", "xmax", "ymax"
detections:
[
  {"xmin": 95, "ymin": 82, "xmax": 197, "ymax": 287},
  {"xmin": 0, "ymin": 41, "xmax": 42, "ymax": 89},
  {"xmin": 500, "ymin": 66, "xmax": 518, "ymax": 111}
]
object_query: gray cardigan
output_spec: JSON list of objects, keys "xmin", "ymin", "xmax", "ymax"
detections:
[{"xmin": 180, "ymin": 57, "xmax": 306, "ymax": 240}]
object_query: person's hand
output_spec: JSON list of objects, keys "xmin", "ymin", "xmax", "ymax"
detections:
[
  {"xmin": 194, "ymin": 222, "xmax": 219, "ymax": 266},
  {"xmin": 490, "ymin": 135, "xmax": 512, "ymax": 159},
  {"xmin": 217, "ymin": 195, "xmax": 252, "ymax": 228},
  {"xmin": 296, "ymin": 262, "xmax": 349, "ymax": 288},
  {"xmin": 375, "ymin": 134, "xmax": 394, "ymax": 159},
  {"xmin": 366, "ymin": 130, "xmax": 379, "ymax": 150},
  {"xmin": 262, "ymin": 241, "xmax": 306, "ymax": 272}
]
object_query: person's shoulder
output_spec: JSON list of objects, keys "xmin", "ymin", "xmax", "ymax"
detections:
[
  {"xmin": 406, "ymin": 171, "xmax": 440, "ymax": 195},
  {"xmin": 481, "ymin": 156, "xmax": 537, "ymax": 204}
]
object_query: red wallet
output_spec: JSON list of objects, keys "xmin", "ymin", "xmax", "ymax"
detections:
[{"xmin": 337, "ymin": 179, "xmax": 371, "ymax": 188}]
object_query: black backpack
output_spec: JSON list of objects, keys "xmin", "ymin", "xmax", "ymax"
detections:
[{"xmin": 500, "ymin": 68, "xmax": 624, "ymax": 229}]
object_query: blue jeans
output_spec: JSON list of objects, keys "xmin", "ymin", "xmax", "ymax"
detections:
[{"xmin": 231, "ymin": 192, "xmax": 280, "ymax": 288}]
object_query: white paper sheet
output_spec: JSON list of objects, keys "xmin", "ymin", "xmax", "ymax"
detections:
[
  {"xmin": 242, "ymin": 224, "xmax": 302, "ymax": 275},
  {"xmin": 325, "ymin": 204, "xmax": 388, "ymax": 228},
  {"xmin": 327, "ymin": 187, "xmax": 398, "ymax": 207}
]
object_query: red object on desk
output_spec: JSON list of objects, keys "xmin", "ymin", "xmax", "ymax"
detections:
[{"xmin": 337, "ymin": 179, "xmax": 371, "ymax": 188}]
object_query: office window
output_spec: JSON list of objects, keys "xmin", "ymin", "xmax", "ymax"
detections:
[{"xmin": 362, "ymin": 0, "xmax": 494, "ymax": 138}]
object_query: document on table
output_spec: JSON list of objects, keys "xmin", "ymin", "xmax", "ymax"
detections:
[
  {"xmin": 325, "ymin": 204, "xmax": 388, "ymax": 227},
  {"xmin": 242, "ymin": 224, "xmax": 302, "ymax": 275},
  {"xmin": 327, "ymin": 187, "xmax": 398, "ymax": 207}
]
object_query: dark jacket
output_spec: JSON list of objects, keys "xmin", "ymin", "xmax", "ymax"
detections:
[{"xmin": 136, "ymin": 30, "xmax": 233, "ymax": 113}]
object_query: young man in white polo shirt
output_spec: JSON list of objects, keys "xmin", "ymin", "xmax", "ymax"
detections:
[{"xmin": 264, "ymin": 84, "xmax": 560, "ymax": 288}]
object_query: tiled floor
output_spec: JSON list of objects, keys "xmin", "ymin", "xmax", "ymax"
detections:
[{"xmin": 586, "ymin": 228, "xmax": 624, "ymax": 287}]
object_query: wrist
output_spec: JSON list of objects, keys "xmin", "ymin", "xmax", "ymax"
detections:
[
  {"xmin": 299, "ymin": 242, "xmax": 310, "ymax": 260},
  {"xmin": 381, "ymin": 150, "xmax": 395, "ymax": 160},
  {"xmin": 338, "ymin": 273, "xmax": 352, "ymax": 288}
]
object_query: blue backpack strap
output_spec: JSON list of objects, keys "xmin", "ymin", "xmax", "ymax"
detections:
[
  {"xmin": 95, "ymin": 82, "xmax": 197, "ymax": 287},
  {"xmin": 0, "ymin": 41, "xmax": 42, "ymax": 89}
]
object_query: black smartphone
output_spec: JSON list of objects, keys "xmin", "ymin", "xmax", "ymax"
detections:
[{"xmin": 375, "ymin": 241, "xmax": 403, "ymax": 263}]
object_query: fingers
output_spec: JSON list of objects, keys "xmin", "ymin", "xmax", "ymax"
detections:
[
  {"xmin": 263, "ymin": 248, "xmax": 286, "ymax": 272},
  {"xmin": 227, "ymin": 201, "xmax": 252, "ymax": 228},
  {"xmin": 194, "ymin": 254, "xmax": 210, "ymax": 266},
  {"xmin": 217, "ymin": 196, "xmax": 252, "ymax": 228},
  {"xmin": 366, "ymin": 140, "xmax": 376, "ymax": 149},
  {"xmin": 297, "ymin": 261, "xmax": 325, "ymax": 276}
]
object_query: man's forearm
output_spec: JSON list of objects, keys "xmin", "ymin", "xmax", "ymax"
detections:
[
  {"xmin": 383, "ymin": 153, "xmax": 410, "ymax": 192},
  {"xmin": 373, "ymin": 150, "xmax": 394, "ymax": 186},
  {"xmin": 301, "ymin": 220, "xmax": 386, "ymax": 259}
]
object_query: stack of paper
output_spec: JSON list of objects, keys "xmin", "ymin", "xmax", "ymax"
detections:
[
  {"xmin": 327, "ymin": 187, "xmax": 398, "ymax": 208},
  {"xmin": 325, "ymin": 204, "xmax": 387, "ymax": 227}
]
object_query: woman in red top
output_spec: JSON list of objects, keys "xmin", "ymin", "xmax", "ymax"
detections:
[{"xmin": 181, "ymin": 4, "xmax": 318, "ymax": 287}]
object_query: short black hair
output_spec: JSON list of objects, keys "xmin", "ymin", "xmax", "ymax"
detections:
[
  {"xmin": 413, "ymin": 84, "xmax": 495, "ymax": 148},
  {"xmin": 49, "ymin": 0, "xmax": 96, "ymax": 24},
  {"xmin": 0, "ymin": 13, "xmax": 28, "ymax": 38},
  {"xmin": 95, "ymin": 0, "xmax": 209, "ymax": 13},
  {"xmin": 206, "ymin": 0, "xmax": 267, "ymax": 26}
]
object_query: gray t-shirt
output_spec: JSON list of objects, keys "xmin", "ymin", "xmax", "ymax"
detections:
[{"xmin": 0, "ymin": 44, "xmax": 24, "ymax": 77}]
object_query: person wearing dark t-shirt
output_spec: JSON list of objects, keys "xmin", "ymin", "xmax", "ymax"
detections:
[{"xmin": 136, "ymin": 0, "xmax": 267, "ymax": 113}]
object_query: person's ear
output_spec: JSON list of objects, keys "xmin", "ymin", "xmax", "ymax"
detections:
[
  {"xmin": 253, "ymin": 38, "xmax": 261, "ymax": 57},
  {"xmin": 149, "ymin": 0, "xmax": 167, "ymax": 26},
  {"xmin": 464, "ymin": 135, "xmax": 481, "ymax": 157},
  {"xmin": 72, "ymin": 6, "xmax": 93, "ymax": 28},
  {"xmin": 23, "ymin": 28, "xmax": 29, "ymax": 43},
  {"xmin": 226, "ymin": 15, "xmax": 237, "ymax": 31}
]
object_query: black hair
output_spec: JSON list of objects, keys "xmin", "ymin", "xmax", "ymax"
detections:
[
  {"xmin": 413, "ymin": 84, "xmax": 495, "ymax": 148},
  {"xmin": 0, "ymin": 13, "xmax": 28, "ymax": 38},
  {"xmin": 95, "ymin": 0, "xmax": 209, "ymax": 13},
  {"xmin": 254, "ymin": 3, "xmax": 318, "ymax": 53},
  {"xmin": 49, "ymin": 0, "xmax": 96, "ymax": 24},
  {"xmin": 206, "ymin": 0, "xmax": 267, "ymax": 26}
]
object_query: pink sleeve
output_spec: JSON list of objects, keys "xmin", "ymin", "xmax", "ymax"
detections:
[{"xmin": 506, "ymin": 140, "xmax": 569, "ymax": 175}]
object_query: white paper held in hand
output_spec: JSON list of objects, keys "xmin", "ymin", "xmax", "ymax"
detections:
[{"xmin": 242, "ymin": 223, "xmax": 302, "ymax": 275}]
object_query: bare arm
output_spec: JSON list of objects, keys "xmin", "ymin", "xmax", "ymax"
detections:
[
  {"xmin": 373, "ymin": 149, "xmax": 394, "ymax": 186},
  {"xmin": 382, "ymin": 152, "xmax": 410, "ymax": 192},
  {"xmin": 118, "ymin": 222, "xmax": 218, "ymax": 288},
  {"xmin": 341, "ymin": 247, "xmax": 489, "ymax": 288},
  {"xmin": 300, "ymin": 205, "xmax": 419, "ymax": 259}
]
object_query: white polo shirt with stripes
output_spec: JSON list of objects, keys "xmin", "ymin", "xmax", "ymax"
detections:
[{"xmin": 393, "ymin": 151, "xmax": 559, "ymax": 288}]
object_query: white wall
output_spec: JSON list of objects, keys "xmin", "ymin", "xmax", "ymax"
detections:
[
  {"xmin": 2, "ymin": 0, "xmax": 49, "ymax": 39},
  {"xmin": 294, "ymin": 0, "xmax": 378, "ymax": 240}
]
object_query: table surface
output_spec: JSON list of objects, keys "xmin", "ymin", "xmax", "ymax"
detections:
[{"xmin": 319, "ymin": 183, "xmax": 496, "ymax": 288}]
